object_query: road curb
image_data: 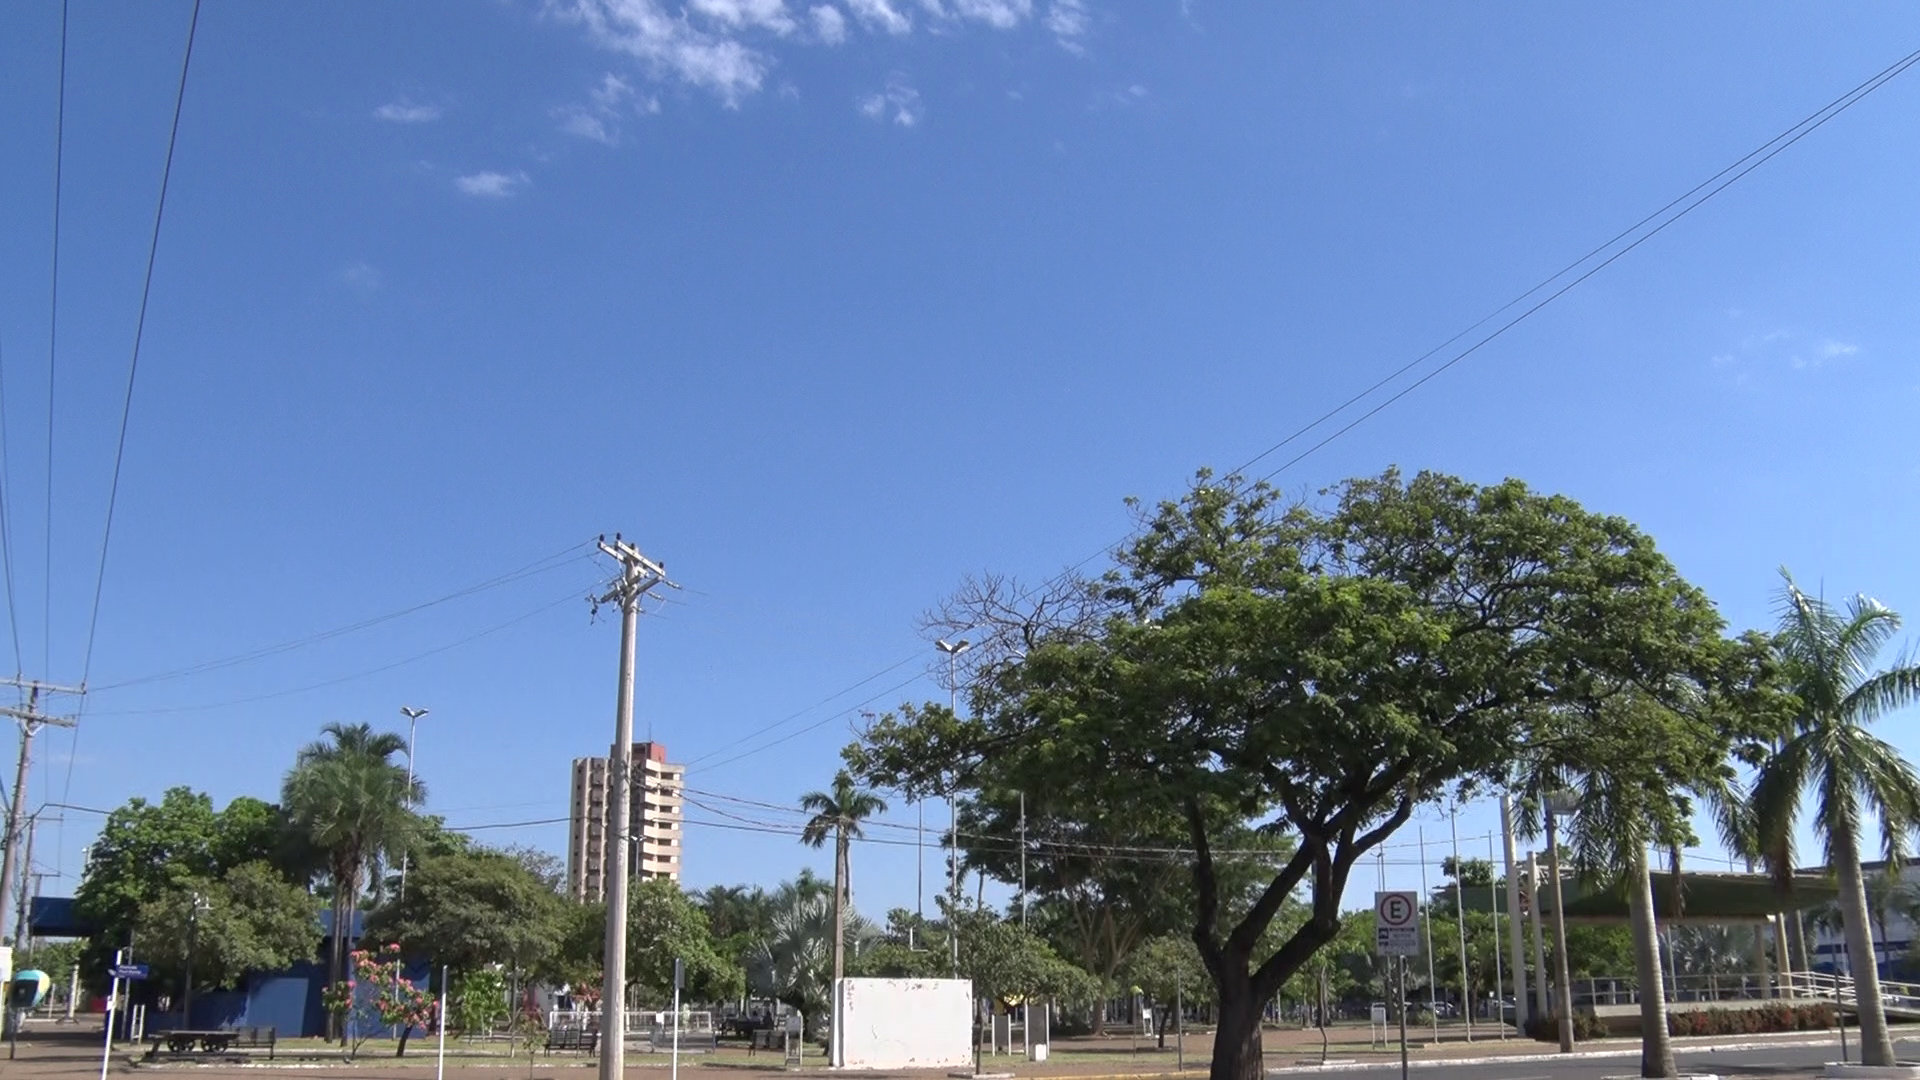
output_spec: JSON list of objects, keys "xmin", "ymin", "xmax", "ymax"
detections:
[{"xmin": 1265, "ymin": 1034, "xmax": 1858, "ymax": 1074}]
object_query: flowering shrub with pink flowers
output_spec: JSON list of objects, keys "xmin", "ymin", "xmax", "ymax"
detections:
[{"xmin": 325, "ymin": 944, "xmax": 440, "ymax": 1057}]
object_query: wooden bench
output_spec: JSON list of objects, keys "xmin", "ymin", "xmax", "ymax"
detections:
[
  {"xmin": 144, "ymin": 1026, "xmax": 276, "ymax": 1060},
  {"xmin": 545, "ymin": 1027, "xmax": 599, "ymax": 1054}
]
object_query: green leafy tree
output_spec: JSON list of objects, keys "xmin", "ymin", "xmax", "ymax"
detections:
[
  {"xmin": 1750, "ymin": 571, "xmax": 1920, "ymax": 1068},
  {"xmin": 850, "ymin": 470, "xmax": 1727, "ymax": 1080},
  {"xmin": 366, "ymin": 848, "xmax": 565, "ymax": 981},
  {"xmin": 282, "ymin": 722, "xmax": 423, "ymax": 1039},
  {"xmin": 951, "ymin": 905, "xmax": 1097, "ymax": 1011},
  {"xmin": 133, "ymin": 861, "xmax": 322, "ymax": 995},
  {"xmin": 799, "ymin": 771, "xmax": 887, "ymax": 992},
  {"xmin": 1125, "ymin": 935, "xmax": 1210, "ymax": 1046},
  {"xmin": 74, "ymin": 788, "xmax": 298, "ymax": 988},
  {"xmin": 626, "ymin": 877, "xmax": 744, "ymax": 1004}
]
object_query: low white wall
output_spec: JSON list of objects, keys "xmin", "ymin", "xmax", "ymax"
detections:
[{"xmin": 833, "ymin": 977, "xmax": 974, "ymax": 1070}]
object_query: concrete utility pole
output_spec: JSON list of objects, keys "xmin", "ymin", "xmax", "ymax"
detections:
[
  {"xmin": 0, "ymin": 680, "xmax": 80, "ymax": 945},
  {"xmin": 398, "ymin": 706, "xmax": 429, "ymax": 901},
  {"xmin": 595, "ymin": 536, "xmax": 671, "ymax": 1080},
  {"xmin": 1543, "ymin": 794, "xmax": 1579, "ymax": 1053},
  {"xmin": 1498, "ymin": 797, "xmax": 1528, "ymax": 1029},
  {"xmin": 935, "ymin": 639, "xmax": 969, "ymax": 977}
]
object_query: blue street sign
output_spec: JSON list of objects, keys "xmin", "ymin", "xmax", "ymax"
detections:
[{"xmin": 110, "ymin": 964, "xmax": 149, "ymax": 981}]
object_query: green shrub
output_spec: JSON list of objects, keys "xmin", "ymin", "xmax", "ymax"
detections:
[{"xmin": 1666, "ymin": 1003, "xmax": 1834, "ymax": 1037}]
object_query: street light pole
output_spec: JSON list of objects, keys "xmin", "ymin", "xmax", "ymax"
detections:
[
  {"xmin": 1544, "ymin": 793, "xmax": 1579, "ymax": 1054},
  {"xmin": 398, "ymin": 706, "xmax": 429, "ymax": 902},
  {"xmin": 182, "ymin": 891, "xmax": 208, "ymax": 1026},
  {"xmin": 935, "ymin": 639, "xmax": 970, "ymax": 978}
]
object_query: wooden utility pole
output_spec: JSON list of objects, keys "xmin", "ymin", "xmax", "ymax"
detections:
[
  {"xmin": 0, "ymin": 680, "xmax": 81, "ymax": 945},
  {"xmin": 594, "ymin": 536, "xmax": 670, "ymax": 1080}
]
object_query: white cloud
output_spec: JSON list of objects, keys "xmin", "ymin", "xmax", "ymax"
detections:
[
  {"xmin": 1044, "ymin": 0, "xmax": 1088, "ymax": 52},
  {"xmin": 558, "ymin": 0, "xmax": 770, "ymax": 105},
  {"xmin": 1819, "ymin": 339, "xmax": 1859, "ymax": 361},
  {"xmin": 810, "ymin": 4, "xmax": 848, "ymax": 42},
  {"xmin": 845, "ymin": 0, "xmax": 912, "ymax": 34},
  {"xmin": 374, "ymin": 99, "xmax": 444, "ymax": 123},
  {"xmin": 690, "ymin": 0, "xmax": 796, "ymax": 33},
  {"xmin": 339, "ymin": 262, "xmax": 383, "ymax": 291},
  {"xmin": 455, "ymin": 170, "xmax": 530, "ymax": 197},
  {"xmin": 951, "ymin": 0, "xmax": 1029, "ymax": 28},
  {"xmin": 556, "ymin": 72, "xmax": 641, "ymax": 143},
  {"xmin": 858, "ymin": 79, "xmax": 922, "ymax": 126}
]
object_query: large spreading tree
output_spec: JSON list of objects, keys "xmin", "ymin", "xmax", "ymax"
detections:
[{"xmin": 850, "ymin": 469, "xmax": 1732, "ymax": 1080}]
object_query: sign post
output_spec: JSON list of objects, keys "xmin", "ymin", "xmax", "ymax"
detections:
[{"xmin": 1375, "ymin": 892, "xmax": 1418, "ymax": 1080}]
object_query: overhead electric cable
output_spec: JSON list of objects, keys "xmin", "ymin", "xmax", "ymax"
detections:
[
  {"xmin": 87, "ymin": 587, "xmax": 584, "ymax": 717},
  {"xmin": 91, "ymin": 540, "xmax": 591, "ymax": 691},
  {"xmin": 59, "ymin": 0, "xmax": 203, "ymax": 867},
  {"xmin": 42, "ymin": 0, "xmax": 69, "ymax": 684},
  {"xmin": 680, "ymin": 651, "xmax": 924, "ymax": 767},
  {"xmin": 0, "ymin": 329, "xmax": 22, "ymax": 678},
  {"xmin": 77, "ymin": 0, "xmax": 203, "ymax": 693}
]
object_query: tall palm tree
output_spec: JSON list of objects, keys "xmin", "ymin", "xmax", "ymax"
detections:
[
  {"xmin": 282, "ymin": 722, "xmax": 423, "ymax": 1039},
  {"xmin": 1522, "ymin": 692, "xmax": 1749, "ymax": 1079},
  {"xmin": 1751, "ymin": 571, "xmax": 1920, "ymax": 1068},
  {"xmin": 799, "ymin": 771, "xmax": 887, "ymax": 992}
]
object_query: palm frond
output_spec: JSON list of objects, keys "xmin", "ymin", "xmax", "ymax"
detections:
[
  {"xmin": 1751, "ymin": 732, "xmax": 1812, "ymax": 886},
  {"xmin": 1837, "ymin": 595, "xmax": 1904, "ymax": 694},
  {"xmin": 1843, "ymin": 662, "xmax": 1920, "ymax": 727}
]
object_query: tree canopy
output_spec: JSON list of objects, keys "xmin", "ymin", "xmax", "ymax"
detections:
[{"xmin": 851, "ymin": 469, "xmax": 1735, "ymax": 1080}]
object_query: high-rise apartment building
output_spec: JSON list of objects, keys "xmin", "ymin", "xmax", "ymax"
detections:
[{"xmin": 567, "ymin": 740, "xmax": 685, "ymax": 903}]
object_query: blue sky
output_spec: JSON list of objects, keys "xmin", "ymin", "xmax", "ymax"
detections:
[{"xmin": 1, "ymin": 1, "xmax": 1918, "ymax": 923}]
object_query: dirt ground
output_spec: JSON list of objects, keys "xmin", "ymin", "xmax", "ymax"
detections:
[{"xmin": 0, "ymin": 1019, "xmax": 1837, "ymax": 1080}]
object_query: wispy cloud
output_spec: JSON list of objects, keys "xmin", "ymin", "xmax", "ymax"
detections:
[
  {"xmin": 557, "ymin": 0, "xmax": 772, "ymax": 105},
  {"xmin": 374, "ymin": 99, "xmax": 444, "ymax": 124},
  {"xmin": 558, "ymin": 0, "xmax": 1087, "ymax": 106},
  {"xmin": 339, "ymin": 262, "xmax": 384, "ymax": 291},
  {"xmin": 858, "ymin": 78, "xmax": 922, "ymax": 126},
  {"xmin": 845, "ymin": 0, "xmax": 912, "ymax": 34},
  {"xmin": 690, "ymin": 0, "xmax": 797, "ymax": 33},
  {"xmin": 810, "ymin": 4, "xmax": 848, "ymax": 42},
  {"xmin": 455, "ymin": 171, "xmax": 530, "ymax": 198},
  {"xmin": 1044, "ymin": 0, "xmax": 1088, "ymax": 53},
  {"xmin": 951, "ymin": 0, "xmax": 1031, "ymax": 29},
  {"xmin": 556, "ymin": 72, "xmax": 647, "ymax": 144}
]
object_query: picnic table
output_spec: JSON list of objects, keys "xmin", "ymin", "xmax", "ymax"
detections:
[{"xmin": 143, "ymin": 1027, "xmax": 276, "ymax": 1060}]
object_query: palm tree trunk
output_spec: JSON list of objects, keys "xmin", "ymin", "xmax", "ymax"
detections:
[
  {"xmin": 1834, "ymin": 832, "xmax": 1896, "ymax": 1067},
  {"xmin": 1628, "ymin": 854, "xmax": 1674, "ymax": 1078}
]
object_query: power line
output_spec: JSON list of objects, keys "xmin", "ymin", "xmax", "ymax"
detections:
[
  {"xmin": 85, "ymin": 586, "xmax": 586, "ymax": 718},
  {"xmin": 90, "ymin": 540, "xmax": 591, "ymax": 691},
  {"xmin": 680, "ymin": 650, "xmax": 925, "ymax": 767},
  {"xmin": 0, "ymin": 331, "xmax": 21, "ymax": 679},
  {"xmin": 703, "ymin": 47, "xmax": 1920, "ymax": 787},
  {"xmin": 693, "ymin": 670, "xmax": 929, "ymax": 776},
  {"xmin": 42, "ymin": 0, "xmax": 69, "ymax": 686},
  {"xmin": 1250, "ymin": 45, "xmax": 1920, "ymax": 486},
  {"xmin": 77, "ymin": 0, "xmax": 202, "ymax": 694}
]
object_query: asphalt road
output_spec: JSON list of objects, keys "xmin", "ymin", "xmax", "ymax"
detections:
[{"xmin": 1268, "ymin": 1035, "xmax": 1920, "ymax": 1080}]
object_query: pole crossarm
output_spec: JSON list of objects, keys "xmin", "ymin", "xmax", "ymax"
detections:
[{"xmin": 0, "ymin": 709, "xmax": 75, "ymax": 730}]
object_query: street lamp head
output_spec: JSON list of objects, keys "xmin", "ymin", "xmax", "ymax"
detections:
[
  {"xmin": 401, "ymin": 706, "xmax": 429, "ymax": 721},
  {"xmin": 1545, "ymin": 790, "xmax": 1581, "ymax": 816},
  {"xmin": 936, "ymin": 639, "xmax": 971, "ymax": 656}
]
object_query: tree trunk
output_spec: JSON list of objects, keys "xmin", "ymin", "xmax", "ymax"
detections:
[
  {"xmin": 1208, "ymin": 977, "xmax": 1264, "ymax": 1080},
  {"xmin": 396, "ymin": 1027, "xmax": 411, "ymax": 1057},
  {"xmin": 1627, "ymin": 854, "xmax": 1674, "ymax": 1078},
  {"xmin": 328, "ymin": 889, "xmax": 347, "ymax": 1042},
  {"xmin": 832, "ymin": 831, "xmax": 848, "ymax": 987},
  {"xmin": 1834, "ymin": 831, "xmax": 1896, "ymax": 1067}
]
